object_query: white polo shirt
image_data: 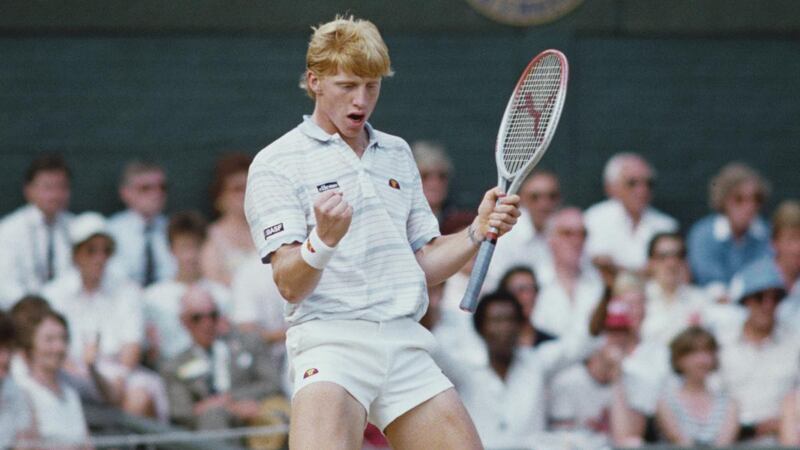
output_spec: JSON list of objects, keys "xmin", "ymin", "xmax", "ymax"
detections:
[{"xmin": 245, "ymin": 117, "xmax": 441, "ymax": 325}]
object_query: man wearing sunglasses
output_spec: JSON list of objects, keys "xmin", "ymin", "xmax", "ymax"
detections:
[
  {"xmin": 108, "ymin": 160, "xmax": 176, "ymax": 287},
  {"xmin": 487, "ymin": 170, "xmax": 562, "ymax": 290},
  {"xmin": 163, "ymin": 285, "xmax": 284, "ymax": 433},
  {"xmin": 585, "ymin": 153, "xmax": 678, "ymax": 277}
]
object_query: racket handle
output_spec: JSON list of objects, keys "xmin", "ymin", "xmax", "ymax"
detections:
[{"xmin": 459, "ymin": 237, "xmax": 498, "ymax": 313}]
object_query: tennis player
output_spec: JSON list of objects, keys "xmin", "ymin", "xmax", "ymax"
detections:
[{"xmin": 244, "ymin": 16, "xmax": 520, "ymax": 449}]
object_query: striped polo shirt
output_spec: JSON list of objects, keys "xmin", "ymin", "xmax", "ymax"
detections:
[{"xmin": 244, "ymin": 116, "xmax": 441, "ymax": 325}]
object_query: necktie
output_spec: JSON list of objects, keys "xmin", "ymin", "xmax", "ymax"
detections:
[
  {"xmin": 143, "ymin": 222, "xmax": 155, "ymax": 286},
  {"xmin": 45, "ymin": 224, "xmax": 55, "ymax": 281}
]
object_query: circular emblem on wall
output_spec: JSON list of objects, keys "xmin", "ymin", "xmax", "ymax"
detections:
[{"xmin": 466, "ymin": 0, "xmax": 583, "ymax": 26}]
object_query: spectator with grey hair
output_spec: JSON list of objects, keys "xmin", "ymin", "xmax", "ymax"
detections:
[
  {"xmin": 584, "ymin": 153, "xmax": 678, "ymax": 277},
  {"xmin": 108, "ymin": 160, "xmax": 176, "ymax": 287},
  {"xmin": 687, "ymin": 162, "xmax": 772, "ymax": 300},
  {"xmin": 411, "ymin": 140, "xmax": 472, "ymax": 233}
]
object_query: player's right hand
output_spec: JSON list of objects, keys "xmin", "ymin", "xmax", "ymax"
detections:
[{"xmin": 313, "ymin": 190, "xmax": 353, "ymax": 247}]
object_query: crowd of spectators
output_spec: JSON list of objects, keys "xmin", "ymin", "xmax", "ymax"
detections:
[{"xmin": 0, "ymin": 145, "xmax": 798, "ymax": 449}]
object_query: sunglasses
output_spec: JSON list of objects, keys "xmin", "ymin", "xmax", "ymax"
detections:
[
  {"xmin": 421, "ymin": 171, "xmax": 448, "ymax": 181},
  {"xmin": 731, "ymin": 193, "xmax": 763, "ymax": 206},
  {"xmin": 652, "ymin": 249, "xmax": 686, "ymax": 260},
  {"xmin": 746, "ymin": 290, "xmax": 785, "ymax": 304},
  {"xmin": 189, "ymin": 310, "xmax": 220, "ymax": 324},
  {"xmin": 624, "ymin": 177, "xmax": 654, "ymax": 189},
  {"xmin": 509, "ymin": 283, "xmax": 539, "ymax": 295},
  {"xmin": 79, "ymin": 242, "xmax": 113, "ymax": 257},
  {"xmin": 557, "ymin": 228, "xmax": 587, "ymax": 239},
  {"xmin": 134, "ymin": 182, "xmax": 168, "ymax": 194},
  {"xmin": 525, "ymin": 191, "xmax": 560, "ymax": 202}
]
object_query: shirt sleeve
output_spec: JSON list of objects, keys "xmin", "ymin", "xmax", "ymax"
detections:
[
  {"xmin": 405, "ymin": 158, "xmax": 441, "ymax": 252},
  {"xmin": 245, "ymin": 159, "xmax": 309, "ymax": 263}
]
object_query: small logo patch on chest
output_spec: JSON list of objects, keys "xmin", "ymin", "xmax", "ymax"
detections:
[
  {"xmin": 388, "ymin": 178, "xmax": 401, "ymax": 190},
  {"xmin": 317, "ymin": 181, "xmax": 340, "ymax": 192},
  {"xmin": 303, "ymin": 368, "xmax": 319, "ymax": 379}
]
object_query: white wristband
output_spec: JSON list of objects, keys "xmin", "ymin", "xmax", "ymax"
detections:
[{"xmin": 300, "ymin": 228, "xmax": 336, "ymax": 270}]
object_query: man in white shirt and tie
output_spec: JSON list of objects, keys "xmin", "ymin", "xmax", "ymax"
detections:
[
  {"xmin": 0, "ymin": 154, "xmax": 73, "ymax": 308},
  {"xmin": 108, "ymin": 161, "xmax": 176, "ymax": 286}
]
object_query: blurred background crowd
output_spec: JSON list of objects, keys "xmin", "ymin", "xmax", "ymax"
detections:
[
  {"xmin": 0, "ymin": 146, "xmax": 799, "ymax": 449},
  {"xmin": 1, "ymin": 2, "xmax": 800, "ymax": 449}
]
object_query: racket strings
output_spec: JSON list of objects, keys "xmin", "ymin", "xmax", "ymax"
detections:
[{"xmin": 502, "ymin": 54, "xmax": 563, "ymax": 176}]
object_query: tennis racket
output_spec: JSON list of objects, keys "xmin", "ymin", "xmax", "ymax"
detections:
[{"xmin": 460, "ymin": 49, "xmax": 569, "ymax": 313}]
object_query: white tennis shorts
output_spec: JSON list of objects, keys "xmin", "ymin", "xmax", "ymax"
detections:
[{"xmin": 286, "ymin": 317, "xmax": 453, "ymax": 431}]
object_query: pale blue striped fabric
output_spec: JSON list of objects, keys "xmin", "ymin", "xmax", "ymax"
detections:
[{"xmin": 245, "ymin": 116, "xmax": 440, "ymax": 325}]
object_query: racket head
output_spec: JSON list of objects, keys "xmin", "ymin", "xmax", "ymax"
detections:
[{"xmin": 495, "ymin": 49, "xmax": 569, "ymax": 195}]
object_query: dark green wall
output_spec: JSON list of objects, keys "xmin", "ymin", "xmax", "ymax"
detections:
[{"xmin": 1, "ymin": 0, "xmax": 799, "ymax": 228}]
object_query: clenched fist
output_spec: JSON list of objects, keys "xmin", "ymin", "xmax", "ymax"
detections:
[
  {"xmin": 314, "ymin": 190, "xmax": 353, "ymax": 247},
  {"xmin": 473, "ymin": 187, "xmax": 521, "ymax": 240}
]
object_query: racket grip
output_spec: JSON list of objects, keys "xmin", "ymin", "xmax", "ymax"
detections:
[{"xmin": 459, "ymin": 238, "xmax": 497, "ymax": 313}]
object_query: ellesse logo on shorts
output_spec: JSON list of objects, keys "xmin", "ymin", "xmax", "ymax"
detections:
[
  {"xmin": 303, "ymin": 368, "xmax": 319, "ymax": 379},
  {"xmin": 263, "ymin": 223, "xmax": 284, "ymax": 240}
]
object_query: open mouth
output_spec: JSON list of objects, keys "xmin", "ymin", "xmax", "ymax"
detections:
[{"xmin": 347, "ymin": 113, "xmax": 366, "ymax": 124}]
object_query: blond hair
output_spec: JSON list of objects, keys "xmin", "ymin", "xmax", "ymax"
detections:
[
  {"xmin": 772, "ymin": 200, "xmax": 800, "ymax": 239},
  {"xmin": 301, "ymin": 15, "xmax": 393, "ymax": 99},
  {"xmin": 708, "ymin": 162, "xmax": 770, "ymax": 212}
]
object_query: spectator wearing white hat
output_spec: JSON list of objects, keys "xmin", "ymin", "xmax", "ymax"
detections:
[
  {"xmin": 42, "ymin": 212, "xmax": 168, "ymax": 421},
  {"xmin": 719, "ymin": 258, "xmax": 799, "ymax": 444}
]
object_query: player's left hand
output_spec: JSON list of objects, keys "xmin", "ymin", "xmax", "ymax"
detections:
[{"xmin": 472, "ymin": 187, "xmax": 521, "ymax": 240}]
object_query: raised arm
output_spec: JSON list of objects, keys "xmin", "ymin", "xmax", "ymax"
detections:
[
  {"xmin": 415, "ymin": 187, "xmax": 520, "ymax": 286},
  {"xmin": 271, "ymin": 190, "xmax": 352, "ymax": 303}
]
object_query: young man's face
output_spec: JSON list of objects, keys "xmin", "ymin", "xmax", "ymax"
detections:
[
  {"xmin": 24, "ymin": 169, "xmax": 71, "ymax": 220},
  {"xmin": 120, "ymin": 170, "xmax": 167, "ymax": 219},
  {"xmin": 309, "ymin": 69, "xmax": 381, "ymax": 142}
]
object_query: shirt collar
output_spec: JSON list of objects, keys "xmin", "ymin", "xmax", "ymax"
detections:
[
  {"xmin": 26, "ymin": 203, "xmax": 66, "ymax": 226},
  {"xmin": 712, "ymin": 214, "xmax": 768, "ymax": 241},
  {"xmin": 298, "ymin": 115, "xmax": 381, "ymax": 149}
]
